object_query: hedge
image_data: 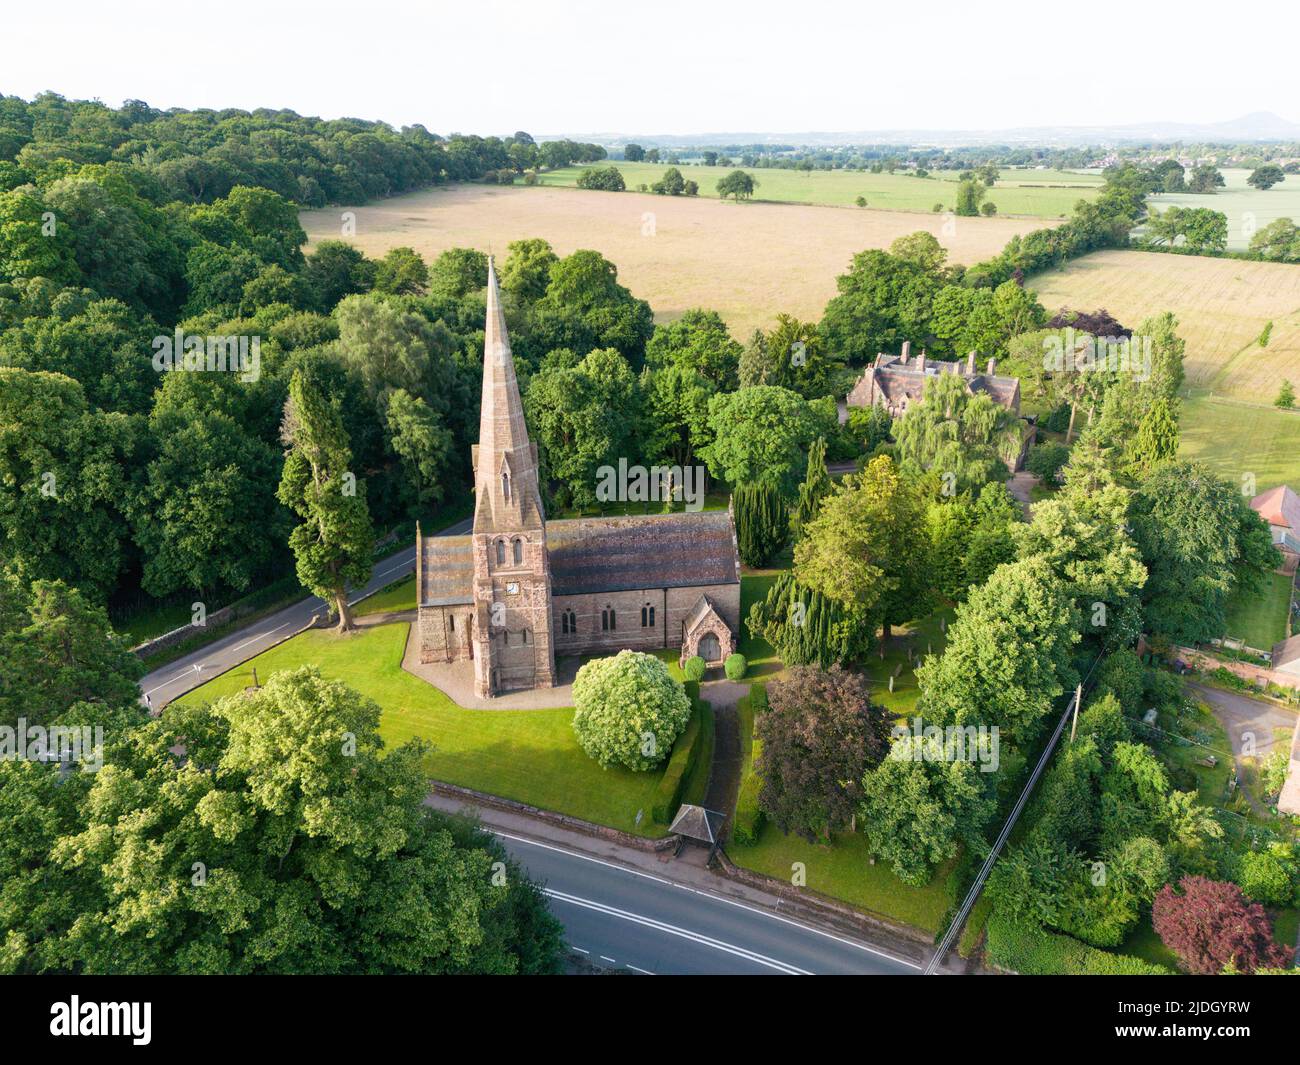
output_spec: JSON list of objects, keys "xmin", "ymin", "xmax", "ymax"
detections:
[
  {"xmin": 731, "ymin": 682, "xmax": 767, "ymax": 845},
  {"xmin": 651, "ymin": 693, "xmax": 708, "ymax": 825},
  {"xmin": 985, "ymin": 914, "xmax": 1173, "ymax": 975},
  {"xmin": 681, "ymin": 699, "xmax": 715, "ymax": 808}
]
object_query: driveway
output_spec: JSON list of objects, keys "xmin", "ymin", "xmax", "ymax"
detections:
[{"xmin": 1188, "ymin": 682, "xmax": 1296, "ymax": 763}]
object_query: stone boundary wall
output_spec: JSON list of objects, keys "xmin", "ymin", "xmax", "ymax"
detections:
[{"xmin": 1176, "ymin": 645, "xmax": 1300, "ymax": 693}]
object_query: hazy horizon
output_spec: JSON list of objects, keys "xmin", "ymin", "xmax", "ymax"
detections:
[{"xmin": 7, "ymin": 0, "xmax": 1298, "ymax": 139}]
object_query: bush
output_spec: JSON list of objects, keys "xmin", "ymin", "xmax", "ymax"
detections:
[
  {"xmin": 1237, "ymin": 845, "xmax": 1298, "ymax": 907},
  {"xmin": 985, "ymin": 914, "xmax": 1172, "ymax": 975},
  {"xmin": 684, "ymin": 656, "xmax": 706, "ymax": 682},
  {"xmin": 575, "ymin": 166, "xmax": 625, "ymax": 192},
  {"xmin": 650, "ymin": 703, "xmax": 704, "ymax": 824},
  {"xmin": 724, "ymin": 653, "xmax": 747, "ymax": 680},
  {"xmin": 572, "ymin": 651, "xmax": 691, "ymax": 771},
  {"xmin": 1026, "ymin": 441, "xmax": 1070, "ymax": 484}
]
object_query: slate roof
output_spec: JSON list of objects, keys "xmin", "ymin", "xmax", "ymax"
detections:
[
  {"xmin": 669, "ymin": 804, "xmax": 727, "ymax": 844},
  {"xmin": 1251, "ymin": 485, "xmax": 1300, "ymax": 531},
  {"xmin": 420, "ymin": 535, "xmax": 475, "ymax": 606},
  {"xmin": 1272, "ymin": 634, "xmax": 1300, "ymax": 670},
  {"xmin": 546, "ymin": 511, "xmax": 739, "ymax": 596}
]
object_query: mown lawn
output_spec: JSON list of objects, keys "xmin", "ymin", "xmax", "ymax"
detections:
[
  {"xmin": 728, "ymin": 827, "xmax": 954, "ymax": 934},
  {"xmin": 1180, "ymin": 395, "xmax": 1300, "ymax": 494},
  {"xmin": 175, "ymin": 622, "xmax": 669, "ymax": 837},
  {"xmin": 860, "ymin": 608, "xmax": 954, "ymax": 718},
  {"xmin": 1222, "ymin": 570, "xmax": 1293, "ymax": 651},
  {"xmin": 356, "ymin": 575, "xmax": 416, "ymax": 616}
]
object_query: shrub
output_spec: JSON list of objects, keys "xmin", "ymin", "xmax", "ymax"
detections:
[
  {"xmin": 572, "ymin": 651, "xmax": 691, "ymax": 771},
  {"xmin": 724, "ymin": 653, "xmax": 747, "ymax": 680},
  {"xmin": 985, "ymin": 914, "xmax": 1172, "ymax": 975},
  {"xmin": 575, "ymin": 166, "xmax": 625, "ymax": 192},
  {"xmin": 1153, "ymin": 876, "xmax": 1294, "ymax": 974},
  {"xmin": 649, "ymin": 706, "xmax": 703, "ymax": 824},
  {"xmin": 731, "ymin": 683, "xmax": 767, "ymax": 845},
  {"xmin": 684, "ymin": 656, "xmax": 706, "ymax": 682},
  {"xmin": 1236, "ymin": 844, "xmax": 1298, "ymax": 907},
  {"xmin": 1026, "ymin": 441, "xmax": 1070, "ymax": 484}
]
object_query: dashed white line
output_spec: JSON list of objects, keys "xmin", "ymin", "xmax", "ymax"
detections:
[
  {"xmin": 626, "ymin": 964, "xmax": 654, "ymax": 975},
  {"xmin": 599, "ymin": 955, "xmax": 616, "ymax": 963}
]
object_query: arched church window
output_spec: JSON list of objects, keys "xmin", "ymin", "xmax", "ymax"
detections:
[
  {"xmin": 641, "ymin": 603, "xmax": 655, "ymax": 628},
  {"xmin": 602, "ymin": 607, "xmax": 616, "ymax": 632},
  {"xmin": 513, "ymin": 538, "xmax": 523, "ymax": 565},
  {"xmin": 496, "ymin": 539, "xmax": 505, "ymax": 565},
  {"xmin": 562, "ymin": 609, "xmax": 576, "ymax": 635},
  {"xmin": 501, "ymin": 470, "xmax": 511, "ymax": 501}
]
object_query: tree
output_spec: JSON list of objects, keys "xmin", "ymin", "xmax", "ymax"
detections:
[
  {"xmin": 576, "ymin": 166, "xmax": 625, "ymax": 192},
  {"xmin": 1249, "ymin": 218, "xmax": 1300, "ymax": 262},
  {"xmin": 893, "ymin": 372, "xmax": 1020, "ymax": 491},
  {"xmin": 372, "ymin": 246, "xmax": 428, "ymax": 295},
  {"xmin": 652, "ymin": 167, "xmax": 686, "ymax": 196},
  {"xmin": 1131, "ymin": 461, "xmax": 1279, "ymax": 643},
  {"xmin": 700, "ymin": 386, "xmax": 817, "ymax": 496},
  {"xmin": 7, "ymin": 667, "xmax": 564, "ymax": 974},
  {"xmin": 794, "ymin": 455, "xmax": 931, "ymax": 643},
  {"xmin": 623, "ymin": 143, "xmax": 645, "ymax": 162},
  {"xmin": 819, "ymin": 247, "xmax": 944, "ymax": 364},
  {"xmin": 1153, "ymin": 876, "xmax": 1293, "ymax": 975},
  {"xmin": 1247, "ymin": 164, "xmax": 1285, "ymax": 191},
  {"xmin": 1187, "ymin": 165, "xmax": 1224, "ymax": 194},
  {"xmin": 859, "ymin": 736, "xmax": 996, "ymax": 885},
  {"xmin": 755, "ymin": 666, "xmax": 895, "ymax": 840},
  {"xmin": 761, "ymin": 313, "xmax": 845, "ymax": 399},
  {"xmin": 428, "ymin": 247, "xmax": 487, "ymax": 300},
  {"xmin": 1276, "ymin": 379, "xmax": 1295, "ymax": 409},
  {"xmin": 303, "ymin": 240, "xmax": 374, "ymax": 311},
  {"xmin": 745, "ymin": 573, "xmax": 875, "ymax": 668},
  {"xmin": 918, "ymin": 557, "xmax": 1080, "ymax": 744},
  {"xmin": 955, "ymin": 178, "xmax": 986, "ymax": 216},
  {"xmin": 854, "ymin": 195, "xmax": 867, "ymax": 208},
  {"xmin": 277, "ymin": 364, "xmax": 375, "ymax": 631},
  {"xmin": 571, "ymin": 651, "xmax": 691, "ymax": 771},
  {"xmin": 793, "ymin": 436, "xmax": 834, "ymax": 536},
  {"xmin": 524, "ymin": 347, "xmax": 640, "ymax": 510},
  {"xmin": 734, "ymin": 482, "xmax": 790, "ymax": 566},
  {"xmin": 1127, "ymin": 395, "xmax": 1180, "ymax": 474},
  {"xmin": 716, "ymin": 170, "xmax": 757, "ymax": 202},
  {"xmin": 644, "ymin": 308, "xmax": 741, "ymax": 391},
  {"xmin": 500, "ymin": 238, "xmax": 558, "ymax": 301}
]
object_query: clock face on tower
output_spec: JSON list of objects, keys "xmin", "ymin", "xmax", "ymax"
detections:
[{"xmin": 506, "ymin": 582, "xmax": 520, "ymax": 595}]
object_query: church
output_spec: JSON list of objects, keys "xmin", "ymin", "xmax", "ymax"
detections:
[{"xmin": 415, "ymin": 260, "xmax": 741, "ymax": 698}]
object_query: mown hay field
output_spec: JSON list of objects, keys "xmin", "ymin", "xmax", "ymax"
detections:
[
  {"xmin": 537, "ymin": 162, "xmax": 1100, "ymax": 218},
  {"xmin": 301, "ymin": 183, "xmax": 1050, "ymax": 337},
  {"xmin": 1029, "ymin": 248, "xmax": 1300, "ymax": 403}
]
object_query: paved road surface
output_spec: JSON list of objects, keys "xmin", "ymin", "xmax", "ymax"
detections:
[
  {"xmin": 498, "ymin": 832, "xmax": 920, "ymax": 976},
  {"xmin": 139, "ymin": 519, "xmax": 472, "ymax": 709}
]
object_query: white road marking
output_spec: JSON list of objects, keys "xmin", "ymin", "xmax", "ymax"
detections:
[
  {"xmin": 230, "ymin": 622, "xmax": 289, "ymax": 654},
  {"xmin": 571, "ymin": 946, "xmax": 589, "ymax": 954},
  {"xmin": 599, "ymin": 955, "xmax": 616, "ymax": 963},
  {"xmin": 545, "ymin": 888, "xmax": 810, "ymax": 974},
  {"xmin": 494, "ymin": 831, "xmax": 920, "ymax": 970},
  {"xmin": 626, "ymin": 964, "xmax": 655, "ymax": 975}
]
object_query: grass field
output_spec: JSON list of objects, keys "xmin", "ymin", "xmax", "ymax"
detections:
[
  {"xmin": 1029, "ymin": 248, "xmax": 1300, "ymax": 402},
  {"xmin": 300, "ymin": 184, "xmax": 1050, "ymax": 337},
  {"xmin": 174, "ymin": 622, "xmax": 669, "ymax": 836},
  {"xmin": 535, "ymin": 162, "xmax": 1099, "ymax": 218},
  {"xmin": 1147, "ymin": 168, "xmax": 1300, "ymax": 251},
  {"xmin": 1179, "ymin": 394, "xmax": 1300, "ymax": 493},
  {"xmin": 1222, "ymin": 570, "xmax": 1293, "ymax": 650}
]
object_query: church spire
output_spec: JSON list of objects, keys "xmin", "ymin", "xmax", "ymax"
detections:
[{"xmin": 473, "ymin": 256, "xmax": 542, "ymax": 531}]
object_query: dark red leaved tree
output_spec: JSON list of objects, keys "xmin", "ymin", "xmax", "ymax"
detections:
[{"xmin": 1152, "ymin": 876, "xmax": 1293, "ymax": 975}]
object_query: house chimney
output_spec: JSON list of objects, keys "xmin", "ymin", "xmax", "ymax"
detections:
[
  {"xmin": 988, "ymin": 357, "xmax": 997, "ymax": 376},
  {"xmin": 918, "ymin": 350, "xmax": 927, "ymax": 373},
  {"xmin": 901, "ymin": 340, "xmax": 911, "ymax": 364},
  {"xmin": 967, "ymin": 351, "xmax": 976, "ymax": 374}
]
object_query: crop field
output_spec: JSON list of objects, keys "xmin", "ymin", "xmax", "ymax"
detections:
[
  {"xmin": 1029, "ymin": 248, "xmax": 1300, "ymax": 402},
  {"xmin": 534, "ymin": 161, "xmax": 1100, "ymax": 218},
  {"xmin": 1146, "ymin": 168, "xmax": 1300, "ymax": 251},
  {"xmin": 301, "ymin": 184, "xmax": 1050, "ymax": 337}
]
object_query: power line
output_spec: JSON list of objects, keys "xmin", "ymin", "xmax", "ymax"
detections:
[{"xmin": 924, "ymin": 653, "xmax": 1104, "ymax": 975}]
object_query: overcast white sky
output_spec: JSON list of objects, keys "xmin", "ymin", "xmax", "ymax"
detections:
[{"xmin": 6, "ymin": 0, "xmax": 1296, "ymax": 136}]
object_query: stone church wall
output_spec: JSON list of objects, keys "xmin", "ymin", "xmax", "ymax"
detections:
[
  {"xmin": 418, "ymin": 604, "xmax": 476, "ymax": 664},
  {"xmin": 551, "ymin": 582, "xmax": 740, "ymax": 657}
]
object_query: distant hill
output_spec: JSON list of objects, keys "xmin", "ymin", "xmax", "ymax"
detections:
[{"xmin": 548, "ymin": 113, "xmax": 1300, "ymax": 149}]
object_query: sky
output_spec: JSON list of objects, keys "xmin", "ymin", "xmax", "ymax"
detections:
[{"xmin": 6, "ymin": 0, "xmax": 1298, "ymax": 137}]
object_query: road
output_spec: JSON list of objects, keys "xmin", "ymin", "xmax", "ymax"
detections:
[
  {"xmin": 138, "ymin": 518, "xmax": 472, "ymax": 709},
  {"xmin": 497, "ymin": 832, "xmax": 921, "ymax": 976}
]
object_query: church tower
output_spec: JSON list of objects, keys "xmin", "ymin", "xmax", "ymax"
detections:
[{"xmin": 469, "ymin": 258, "xmax": 556, "ymax": 696}]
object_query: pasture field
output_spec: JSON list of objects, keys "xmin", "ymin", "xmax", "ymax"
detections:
[
  {"xmin": 1029, "ymin": 248, "xmax": 1300, "ymax": 402},
  {"xmin": 1178, "ymin": 394, "xmax": 1300, "ymax": 494},
  {"xmin": 301, "ymin": 184, "xmax": 1049, "ymax": 337},
  {"xmin": 1147, "ymin": 168, "xmax": 1300, "ymax": 251},
  {"xmin": 534, "ymin": 161, "xmax": 1099, "ymax": 217}
]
